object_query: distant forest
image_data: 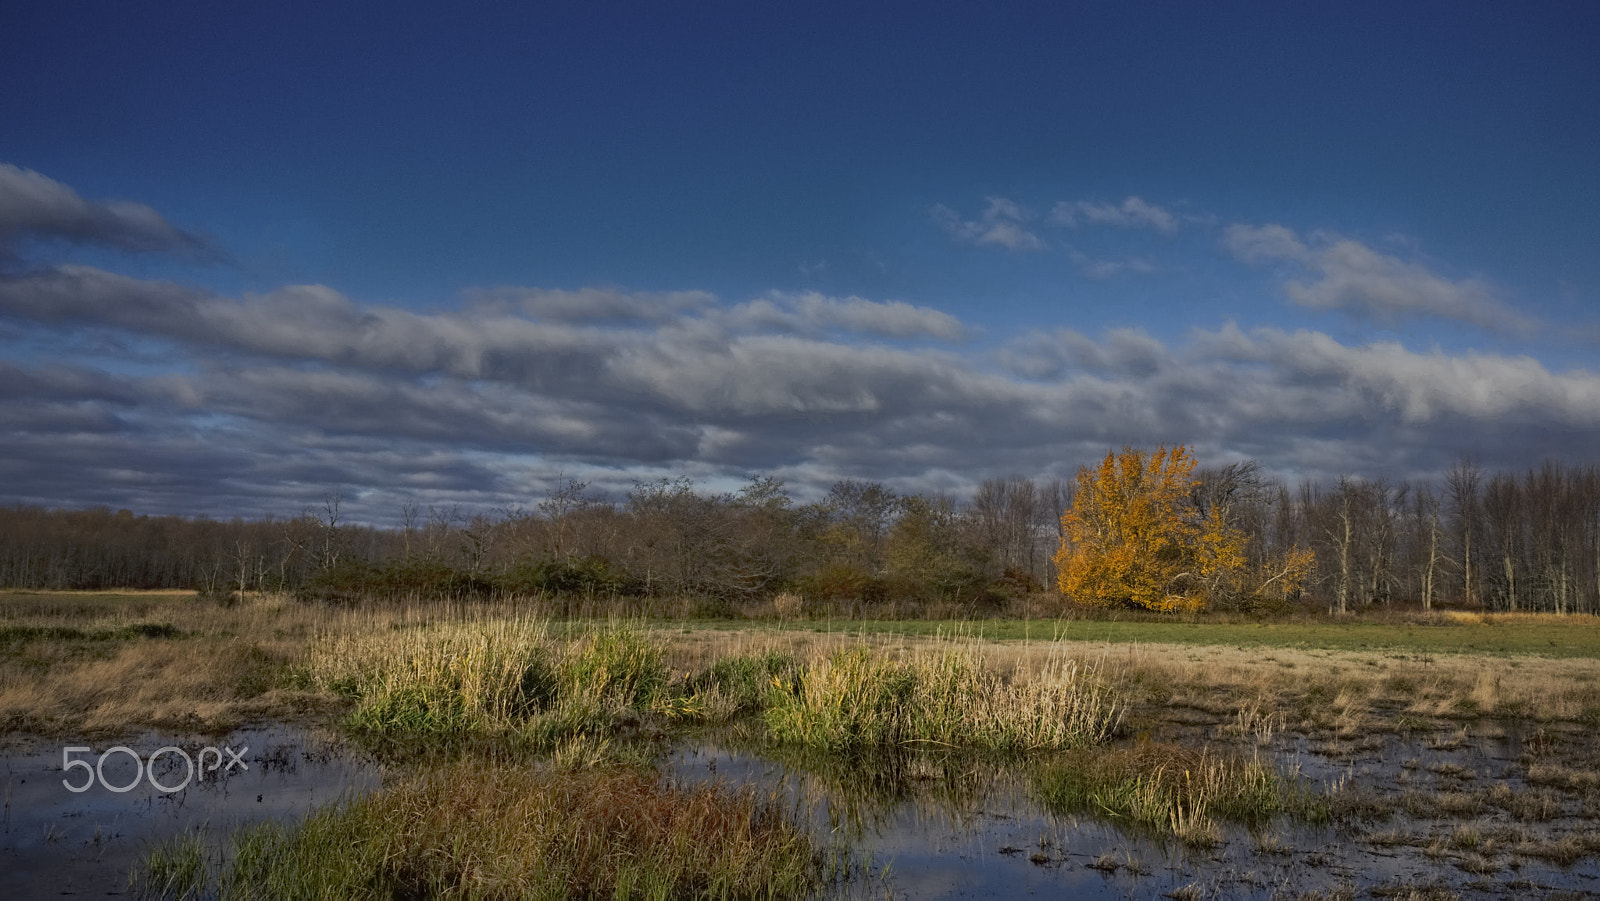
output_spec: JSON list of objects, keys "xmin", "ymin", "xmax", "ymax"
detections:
[{"xmin": 3, "ymin": 457, "xmax": 1598, "ymax": 616}]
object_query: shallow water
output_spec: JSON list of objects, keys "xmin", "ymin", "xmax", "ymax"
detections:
[
  {"xmin": 5, "ymin": 719, "xmax": 1598, "ymax": 899},
  {"xmin": 0, "ymin": 725, "xmax": 380, "ymax": 897},
  {"xmin": 665, "ymin": 724, "xmax": 1600, "ymax": 900}
]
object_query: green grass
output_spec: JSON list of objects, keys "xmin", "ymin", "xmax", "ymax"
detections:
[
  {"xmin": 658, "ymin": 616, "xmax": 1600, "ymax": 658},
  {"xmin": 132, "ymin": 828, "xmax": 210, "ymax": 900}
]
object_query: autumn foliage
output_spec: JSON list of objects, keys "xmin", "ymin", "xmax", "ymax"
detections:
[{"xmin": 1055, "ymin": 446, "xmax": 1253, "ymax": 613}]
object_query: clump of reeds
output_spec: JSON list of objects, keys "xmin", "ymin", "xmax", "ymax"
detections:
[
  {"xmin": 763, "ymin": 643, "xmax": 1124, "ymax": 752},
  {"xmin": 301, "ymin": 618, "xmax": 673, "ymax": 746},
  {"xmin": 1032, "ymin": 741, "xmax": 1327, "ymax": 843},
  {"xmin": 152, "ymin": 761, "xmax": 828, "ymax": 900},
  {"xmin": 303, "ymin": 617, "xmax": 556, "ymax": 735},
  {"xmin": 681, "ymin": 650, "xmax": 802, "ymax": 722}
]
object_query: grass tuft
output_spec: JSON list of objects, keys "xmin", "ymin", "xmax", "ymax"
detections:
[
  {"xmin": 302, "ymin": 618, "xmax": 674, "ymax": 747},
  {"xmin": 133, "ymin": 828, "xmax": 210, "ymax": 900},
  {"xmin": 763, "ymin": 643, "xmax": 1123, "ymax": 752},
  {"xmin": 194, "ymin": 761, "xmax": 828, "ymax": 900},
  {"xmin": 1033, "ymin": 741, "xmax": 1327, "ymax": 839}
]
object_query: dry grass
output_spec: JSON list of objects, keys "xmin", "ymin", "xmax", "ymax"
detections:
[
  {"xmin": 0, "ymin": 593, "xmax": 348, "ymax": 740},
  {"xmin": 0, "ymin": 637, "xmax": 315, "ymax": 737},
  {"xmin": 7, "ymin": 591, "xmax": 1600, "ymax": 747},
  {"xmin": 1076, "ymin": 639, "xmax": 1600, "ymax": 734},
  {"xmin": 763, "ymin": 642, "xmax": 1125, "ymax": 752}
]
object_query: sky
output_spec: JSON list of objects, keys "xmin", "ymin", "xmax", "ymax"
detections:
[{"xmin": 2, "ymin": 1, "xmax": 1598, "ymax": 524}]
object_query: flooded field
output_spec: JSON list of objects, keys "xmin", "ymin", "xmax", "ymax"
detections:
[
  {"xmin": 664, "ymin": 722, "xmax": 1600, "ymax": 900},
  {"xmin": 11, "ymin": 720, "xmax": 1593, "ymax": 898},
  {"xmin": 0, "ymin": 725, "xmax": 380, "ymax": 897}
]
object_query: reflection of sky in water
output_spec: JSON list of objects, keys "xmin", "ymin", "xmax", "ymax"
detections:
[
  {"xmin": 6, "ymin": 723, "xmax": 1598, "ymax": 898},
  {"xmin": 1, "ymin": 726, "xmax": 381, "ymax": 897},
  {"xmin": 666, "ymin": 731, "xmax": 1600, "ymax": 900}
]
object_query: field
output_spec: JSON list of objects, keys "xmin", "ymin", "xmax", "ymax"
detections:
[{"xmin": 4, "ymin": 590, "xmax": 1600, "ymax": 899}]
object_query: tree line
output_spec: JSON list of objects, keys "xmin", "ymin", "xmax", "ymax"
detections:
[{"xmin": 1, "ymin": 455, "xmax": 1597, "ymax": 616}]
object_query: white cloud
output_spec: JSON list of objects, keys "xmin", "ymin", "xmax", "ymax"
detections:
[
  {"xmin": 1048, "ymin": 196, "xmax": 1179, "ymax": 234},
  {"xmin": 931, "ymin": 197, "xmax": 1047, "ymax": 251},
  {"xmin": 1000, "ymin": 327, "xmax": 1167, "ymax": 379},
  {"xmin": 5, "ymin": 266, "xmax": 1598, "ymax": 516},
  {"xmin": 1065, "ymin": 247, "xmax": 1157, "ymax": 280},
  {"xmin": 1194, "ymin": 323, "xmax": 1598, "ymax": 424},
  {"xmin": 1224, "ymin": 223, "xmax": 1536, "ymax": 334},
  {"xmin": 1222, "ymin": 223, "xmax": 1309, "ymax": 263}
]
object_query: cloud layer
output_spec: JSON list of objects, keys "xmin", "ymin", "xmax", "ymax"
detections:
[
  {"xmin": 4, "ymin": 260, "xmax": 1597, "ymax": 521},
  {"xmin": 1223, "ymin": 224, "xmax": 1534, "ymax": 333},
  {"xmin": 2, "ymin": 170, "xmax": 1594, "ymax": 522},
  {"xmin": 0, "ymin": 163, "xmax": 213, "ymax": 260}
]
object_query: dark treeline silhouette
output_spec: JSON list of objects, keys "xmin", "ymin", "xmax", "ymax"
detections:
[{"xmin": 3, "ymin": 459, "xmax": 1598, "ymax": 616}]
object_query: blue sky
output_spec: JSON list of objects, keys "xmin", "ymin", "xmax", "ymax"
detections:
[{"xmin": 2, "ymin": 1, "xmax": 1598, "ymax": 522}]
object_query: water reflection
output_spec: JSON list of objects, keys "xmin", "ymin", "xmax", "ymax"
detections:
[
  {"xmin": 665, "ymin": 726, "xmax": 1600, "ymax": 900},
  {"xmin": 0, "ymin": 725, "xmax": 380, "ymax": 897}
]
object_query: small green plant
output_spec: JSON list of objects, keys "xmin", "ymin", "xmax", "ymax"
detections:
[{"xmin": 133, "ymin": 828, "xmax": 211, "ymax": 899}]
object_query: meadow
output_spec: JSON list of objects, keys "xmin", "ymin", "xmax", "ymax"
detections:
[{"xmin": 5, "ymin": 589, "xmax": 1600, "ymax": 899}]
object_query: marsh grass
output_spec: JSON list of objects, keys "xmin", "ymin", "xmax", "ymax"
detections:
[
  {"xmin": 741, "ymin": 612, "xmax": 1600, "ymax": 658},
  {"xmin": 8, "ymin": 588, "xmax": 1600, "ymax": 741},
  {"xmin": 1033, "ymin": 741, "xmax": 1327, "ymax": 844},
  {"xmin": 763, "ymin": 643, "xmax": 1123, "ymax": 752},
  {"xmin": 301, "ymin": 618, "xmax": 679, "ymax": 748},
  {"xmin": 683, "ymin": 650, "xmax": 802, "ymax": 722},
  {"xmin": 140, "ymin": 761, "xmax": 829, "ymax": 901},
  {"xmin": 133, "ymin": 827, "xmax": 210, "ymax": 900}
]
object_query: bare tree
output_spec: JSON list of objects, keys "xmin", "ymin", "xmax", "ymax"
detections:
[
  {"xmin": 1482, "ymin": 473, "xmax": 1524, "ymax": 611},
  {"xmin": 1445, "ymin": 457, "xmax": 1483, "ymax": 606},
  {"xmin": 538, "ymin": 476, "xmax": 593, "ymax": 562},
  {"xmin": 1410, "ymin": 484, "xmax": 1446, "ymax": 611}
]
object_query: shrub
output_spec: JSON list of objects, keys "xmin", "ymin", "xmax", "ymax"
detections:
[{"xmin": 497, "ymin": 556, "xmax": 633, "ymax": 598}]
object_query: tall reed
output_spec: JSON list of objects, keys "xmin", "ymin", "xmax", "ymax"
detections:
[
  {"xmin": 764, "ymin": 642, "xmax": 1124, "ymax": 752},
  {"xmin": 300, "ymin": 618, "xmax": 671, "ymax": 744}
]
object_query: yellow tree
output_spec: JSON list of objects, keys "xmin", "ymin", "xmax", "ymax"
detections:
[{"xmin": 1055, "ymin": 445, "xmax": 1247, "ymax": 612}]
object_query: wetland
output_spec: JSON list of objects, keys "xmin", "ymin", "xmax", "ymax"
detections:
[{"xmin": 4, "ymin": 590, "xmax": 1600, "ymax": 899}]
